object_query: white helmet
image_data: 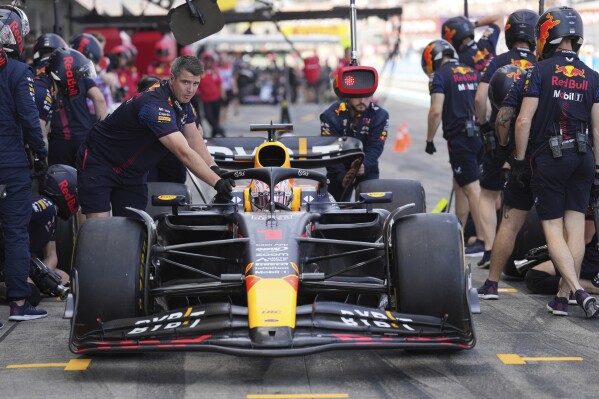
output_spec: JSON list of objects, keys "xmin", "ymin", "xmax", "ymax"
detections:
[{"xmin": 251, "ymin": 179, "xmax": 293, "ymax": 211}]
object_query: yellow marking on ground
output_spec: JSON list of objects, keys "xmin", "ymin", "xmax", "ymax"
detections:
[
  {"xmin": 497, "ymin": 354, "xmax": 583, "ymax": 365},
  {"xmin": 498, "ymin": 288, "xmax": 518, "ymax": 293},
  {"xmin": 431, "ymin": 198, "xmax": 448, "ymax": 213},
  {"xmin": 247, "ymin": 394, "xmax": 349, "ymax": 399},
  {"xmin": 7, "ymin": 359, "xmax": 91, "ymax": 371}
]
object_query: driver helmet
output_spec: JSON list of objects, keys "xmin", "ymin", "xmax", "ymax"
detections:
[
  {"xmin": 32, "ymin": 33, "xmax": 67, "ymax": 64},
  {"xmin": 421, "ymin": 39, "xmax": 458, "ymax": 76},
  {"xmin": 70, "ymin": 33, "xmax": 104, "ymax": 64},
  {"xmin": 40, "ymin": 164, "xmax": 78, "ymax": 220},
  {"xmin": 251, "ymin": 179, "xmax": 293, "ymax": 211},
  {"xmin": 441, "ymin": 16, "xmax": 474, "ymax": 50},
  {"xmin": 536, "ymin": 6, "xmax": 583, "ymax": 60},
  {"xmin": 45, "ymin": 48, "xmax": 97, "ymax": 97}
]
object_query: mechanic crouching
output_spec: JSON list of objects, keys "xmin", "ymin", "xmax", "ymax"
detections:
[
  {"xmin": 320, "ymin": 93, "xmax": 389, "ymax": 202},
  {"xmin": 0, "ymin": 8, "xmax": 49, "ymax": 325},
  {"xmin": 76, "ymin": 55, "xmax": 233, "ymax": 219},
  {"xmin": 513, "ymin": 7, "xmax": 599, "ymax": 318}
]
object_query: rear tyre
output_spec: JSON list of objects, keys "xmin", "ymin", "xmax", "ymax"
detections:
[
  {"xmin": 356, "ymin": 179, "xmax": 426, "ymax": 214},
  {"xmin": 392, "ymin": 213, "xmax": 473, "ymax": 341},
  {"xmin": 146, "ymin": 182, "xmax": 192, "ymax": 219},
  {"xmin": 71, "ymin": 217, "xmax": 147, "ymax": 337},
  {"xmin": 55, "ymin": 216, "xmax": 77, "ymax": 273}
]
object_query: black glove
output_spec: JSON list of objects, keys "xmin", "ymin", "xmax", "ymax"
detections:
[
  {"xmin": 508, "ymin": 156, "xmax": 526, "ymax": 187},
  {"xmin": 210, "ymin": 164, "xmax": 228, "ymax": 177},
  {"xmin": 425, "ymin": 140, "xmax": 436, "ymax": 155},
  {"xmin": 32, "ymin": 155, "xmax": 48, "ymax": 177},
  {"xmin": 494, "ymin": 144, "xmax": 511, "ymax": 163},
  {"xmin": 214, "ymin": 178, "xmax": 235, "ymax": 200},
  {"xmin": 479, "ymin": 121, "xmax": 493, "ymax": 135}
]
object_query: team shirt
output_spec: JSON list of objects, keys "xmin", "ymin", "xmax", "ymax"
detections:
[
  {"xmin": 83, "ymin": 80, "xmax": 195, "ymax": 179},
  {"xmin": 522, "ymin": 50, "xmax": 599, "ymax": 148},
  {"xmin": 458, "ymin": 24, "xmax": 500, "ymax": 73},
  {"xmin": 34, "ymin": 75, "xmax": 97, "ymax": 140},
  {"xmin": 429, "ymin": 59, "xmax": 479, "ymax": 137}
]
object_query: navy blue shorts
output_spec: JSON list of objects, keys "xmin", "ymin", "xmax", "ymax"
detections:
[
  {"xmin": 480, "ymin": 151, "xmax": 507, "ymax": 191},
  {"xmin": 447, "ymin": 134, "xmax": 483, "ymax": 187},
  {"xmin": 77, "ymin": 147, "xmax": 148, "ymax": 217},
  {"xmin": 531, "ymin": 149, "xmax": 594, "ymax": 220},
  {"xmin": 48, "ymin": 136, "xmax": 86, "ymax": 167},
  {"xmin": 503, "ymin": 160, "xmax": 534, "ymax": 211}
]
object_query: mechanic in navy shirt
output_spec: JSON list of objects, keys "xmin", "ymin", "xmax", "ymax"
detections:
[
  {"xmin": 473, "ymin": 9, "xmax": 538, "ymax": 268},
  {"xmin": 39, "ymin": 42, "xmax": 106, "ymax": 167},
  {"xmin": 441, "ymin": 14, "xmax": 501, "ymax": 74},
  {"xmin": 77, "ymin": 55, "xmax": 233, "ymax": 218},
  {"xmin": 320, "ymin": 95, "xmax": 389, "ymax": 202},
  {"xmin": 477, "ymin": 65, "xmax": 531, "ymax": 300},
  {"xmin": 0, "ymin": 8, "xmax": 49, "ymax": 322},
  {"xmin": 514, "ymin": 7, "xmax": 599, "ymax": 318},
  {"xmin": 422, "ymin": 39, "xmax": 484, "ymax": 242}
]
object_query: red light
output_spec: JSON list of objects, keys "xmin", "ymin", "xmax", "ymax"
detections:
[{"xmin": 343, "ymin": 75, "xmax": 355, "ymax": 87}]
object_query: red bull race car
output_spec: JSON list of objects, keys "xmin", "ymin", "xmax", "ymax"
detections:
[{"xmin": 66, "ymin": 120, "xmax": 476, "ymax": 356}]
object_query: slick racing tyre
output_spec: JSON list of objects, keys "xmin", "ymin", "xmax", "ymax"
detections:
[
  {"xmin": 392, "ymin": 213, "xmax": 472, "ymax": 341},
  {"xmin": 71, "ymin": 217, "xmax": 147, "ymax": 337},
  {"xmin": 146, "ymin": 182, "xmax": 192, "ymax": 219},
  {"xmin": 356, "ymin": 179, "xmax": 426, "ymax": 214},
  {"xmin": 55, "ymin": 216, "xmax": 77, "ymax": 272}
]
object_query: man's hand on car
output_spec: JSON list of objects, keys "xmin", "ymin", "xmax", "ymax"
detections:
[{"xmin": 214, "ymin": 178, "xmax": 235, "ymax": 200}]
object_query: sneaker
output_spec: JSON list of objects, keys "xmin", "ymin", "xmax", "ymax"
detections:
[
  {"xmin": 568, "ymin": 291, "xmax": 577, "ymax": 305},
  {"xmin": 8, "ymin": 301, "xmax": 48, "ymax": 321},
  {"xmin": 546, "ymin": 296, "xmax": 568, "ymax": 316},
  {"xmin": 476, "ymin": 251, "xmax": 491, "ymax": 268},
  {"xmin": 574, "ymin": 290, "xmax": 599, "ymax": 319},
  {"xmin": 465, "ymin": 239, "xmax": 485, "ymax": 257},
  {"xmin": 477, "ymin": 279, "xmax": 498, "ymax": 300}
]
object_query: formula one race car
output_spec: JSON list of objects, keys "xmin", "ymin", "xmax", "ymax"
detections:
[{"xmin": 67, "ymin": 118, "xmax": 476, "ymax": 355}]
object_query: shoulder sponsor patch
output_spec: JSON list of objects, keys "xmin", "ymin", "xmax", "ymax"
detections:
[{"xmin": 158, "ymin": 115, "xmax": 172, "ymax": 122}]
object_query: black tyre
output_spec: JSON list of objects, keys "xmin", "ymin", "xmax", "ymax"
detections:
[
  {"xmin": 504, "ymin": 207, "xmax": 545, "ymax": 277},
  {"xmin": 392, "ymin": 213, "xmax": 472, "ymax": 337},
  {"xmin": 146, "ymin": 182, "xmax": 192, "ymax": 218},
  {"xmin": 55, "ymin": 216, "xmax": 77, "ymax": 273},
  {"xmin": 355, "ymin": 179, "xmax": 426, "ymax": 214},
  {"xmin": 72, "ymin": 217, "xmax": 147, "ymax": 336}
]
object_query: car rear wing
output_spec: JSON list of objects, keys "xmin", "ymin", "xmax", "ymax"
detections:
[{"xmin": 206, "ymin": 136, "xmax": 364, "ymax": 170}]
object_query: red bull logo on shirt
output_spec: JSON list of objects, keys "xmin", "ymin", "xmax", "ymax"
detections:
[
  {"xmin": 472, "ymin": 49, "xmax": 490, "ymax": 63},
  {"xmin": 555, "ymin": 65, "xmax": 585, "ymax": 78},
  {"xmin": 511, "ymin": 59, "xmax": 533, "ymax": 69},
  {"xmin": 506, "ymin": 70, "xmax": 522, "ymax": 81}
]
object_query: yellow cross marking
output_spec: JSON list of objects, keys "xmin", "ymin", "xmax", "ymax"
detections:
[
  {"xmin": 497, "ymin": 354, "xmax": 583, "ymax": 365},
  {"xmin": 498, "ymin": 288, "xmax": 518, "ymax": 293},
  {"xmin": 6, "ymin": 359, "xmax": 91, "ymax": 371}
]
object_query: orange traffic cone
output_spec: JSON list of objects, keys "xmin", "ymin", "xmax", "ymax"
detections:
[{"xmin": 393, "ymin": 122, "xmax": 412, "ymax": 153}]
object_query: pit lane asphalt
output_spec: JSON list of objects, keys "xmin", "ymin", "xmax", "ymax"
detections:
[{"xmin": 1, "ymin": 87, "xmax": 598, "ymax": 399}]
